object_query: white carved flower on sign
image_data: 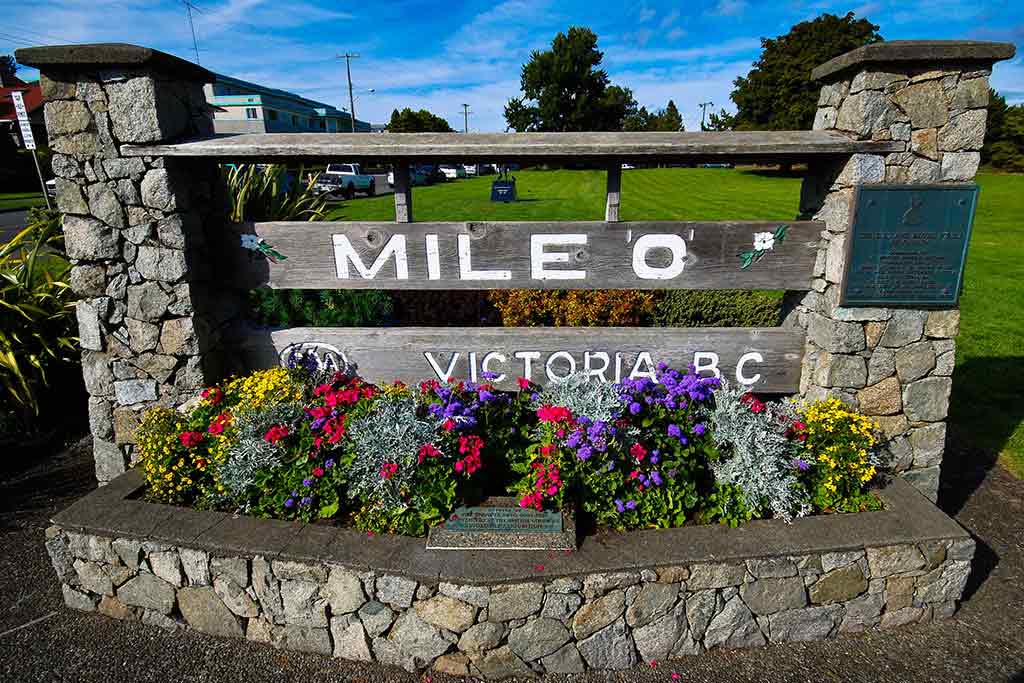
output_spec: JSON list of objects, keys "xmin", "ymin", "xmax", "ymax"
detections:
[
  {"xmin": 738, "ymin": 225, "xmax": 787, "ymax": 269},
  {"xmin": 753, "ymin": 232, "xmax": 776, "ymax": 251}
]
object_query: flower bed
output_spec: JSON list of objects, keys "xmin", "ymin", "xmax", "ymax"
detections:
[{"xmin": 135, "ymin": 358, "xmax": 887, "ymax": 537}]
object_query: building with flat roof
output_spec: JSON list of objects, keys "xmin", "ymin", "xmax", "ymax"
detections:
[{"xmin": 204, "ymin": 74, "xmax": 370, "ymax": 135}]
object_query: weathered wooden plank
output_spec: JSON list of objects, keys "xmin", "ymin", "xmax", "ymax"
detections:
[
  {"xmin": 234, "ymin": 326, "xmax": 805, "ymax": 393},
  {"xmin": 605, "ymin": 164, "xmax": 621, "ymax": 223},
  {"xmin": 227, "ymin": 221, "xmax": 820, "ymax": 291},
  {"xmin": 120, "ymin": 130, "xmax": 904, "ymax": 160}
]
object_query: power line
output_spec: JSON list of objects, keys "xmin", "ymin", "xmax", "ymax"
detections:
[{"xmin": 182, "ymin": 0, "xmax": 203, "ymax": 65}]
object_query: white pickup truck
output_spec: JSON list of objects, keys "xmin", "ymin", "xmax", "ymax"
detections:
[{"xmin": 314, "ymin": 163, "xmax": 376, "ymax": 199}]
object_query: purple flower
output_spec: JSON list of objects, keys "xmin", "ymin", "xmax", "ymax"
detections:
[
  {"xmin": 667, "ymin": 423, "xmax": 682, "ymax": 438},
  {"xmin": 481, "ymin": 370, "xmax": 501, "ymax": 380},
  {"xmin": 629, "ymin": 402, "xmax": 642, "ymax": 415},
  {"xmin": 614, "ymin": 499, "xmax": 625, "ymax": 513},
  {"xmin": 606, "ymin": 461, "xmax": 616, "ymax": 472},
  {"xmin": 625, "ymin": 500, "xmax": 637, "ymax": 510},
  {"xmin": 649, "ymin": 454, "xmax": 659, "ymax": 465},
  {"xmin": 478, "ymin": 389, "xmax": 495, "ymax": 402},
  {"xmin": 566, "ymin": 431, "xmax": 583, "ymax": 448},
  {"xmin": 531, "ymin": 392, "xmax": 541, "ymax": 402},
  {"xmin": 325, "ymin": 459, "xmax": 335, "ymax": 469},
  {"xmin": 284, "ymin": 498, "xmax": 295, "ymax": 508},
  {"xmin": 651, "ymin": 471, "xmax": 663, "ymax": 486},
  {"xmin": 299, "ymin": 496, "xmax": 313, "ymax": 506},
  {"xmin": 793, "ymin": 458, "xmax": 810, "ymax": 471},
  {"xmin": 679, "ymin": 435, "xmax": 689, "ymax": 445},
  {"xmin": 693, "ymin": 423, "xmax": 706, "ymax": 436},
  {"xmin": 302, "ymin": 478, "xmax": 313, "ymax": 487},
  {"xmin": 577, "ymin": 445, "xmax": 593, "ymax": 461}
]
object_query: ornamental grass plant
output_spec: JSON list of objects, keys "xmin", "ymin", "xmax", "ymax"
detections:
[{"xmin": 135, "ymin": 360, "xmax": 888, "ymax": 536}]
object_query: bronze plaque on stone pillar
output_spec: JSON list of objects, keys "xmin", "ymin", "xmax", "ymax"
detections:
[{"xmin": 841, "ymin": 184, "xmax": 978, "ymax": 307}]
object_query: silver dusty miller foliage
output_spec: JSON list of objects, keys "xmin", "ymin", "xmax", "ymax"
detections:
[
  {"xmin": 535, "ymin": 372, "xmax": 623, "ymax": 422},
  {"xmin": 346, "ymin": 395, "xmax": 437, "ymax": 513},
  {"xmin": 705, "ymin": 383, "xmax": 810, "ymax": 521},
  {"xmin": 218, "ymin": 401, "xmax": 305, "ymax": 497}
]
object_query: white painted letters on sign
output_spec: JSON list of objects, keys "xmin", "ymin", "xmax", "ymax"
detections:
[
  {"xmin": 632, "ymin": 234, "xmax": 687, "ymax": 280},
  {"xmin": 531, "ymin": 234, "xmax": 588, "ymax": 280},
  {"xmin": 334, "ymin": 234, "xmax": 408, "ymax": 279}
]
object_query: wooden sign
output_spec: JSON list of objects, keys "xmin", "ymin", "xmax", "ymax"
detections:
[
  {"xmin": 426, "ymin": 497, "xmax": 576, "ymax": 551},
  {"xmin": 235, "ymin": 326, "xmax": 806, "ymax": 393},
  {"xmin": 841, "ymin": 185, "xmax": 978, "ymax": 307},
  {"xmin": 230, "ymin": 221, "xmax": 820, "ymax": 291}
]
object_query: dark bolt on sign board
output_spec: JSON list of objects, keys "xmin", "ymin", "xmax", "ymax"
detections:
[{"xmin": 841, "ymin": 184, "xmax": 978, "ymax": 307}]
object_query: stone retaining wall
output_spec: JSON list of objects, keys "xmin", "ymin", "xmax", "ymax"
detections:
[{"xmin": 47, "ymin": 525, "xmax": 972, "ymax": 678}]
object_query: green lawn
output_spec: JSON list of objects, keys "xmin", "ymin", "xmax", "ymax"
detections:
[
  {"xmin": 329, "ymin": 167, "xmax": 1023, "ymax": 474},
  {"xmin": 326, "ymin": 168, "xmax": 805, "ymax": 222},
  {"xmin": 0, "ymin": 192, "xmax": 46, "ymax": 212}
]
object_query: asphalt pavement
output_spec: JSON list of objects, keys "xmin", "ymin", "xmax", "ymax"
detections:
[{"xmin": 0, "ymin": 209, "xmax": 28, "ymax": 243}]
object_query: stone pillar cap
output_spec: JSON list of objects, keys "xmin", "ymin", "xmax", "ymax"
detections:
[
  {"xmin": 15, "ymin": 43, "xmax": 214, "ymax": 83},
  {"xmin": 812, "ymin": 40, "xmax": 1016, "ymax": 82}
]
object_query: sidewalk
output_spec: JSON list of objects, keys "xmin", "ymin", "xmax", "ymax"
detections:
[{"xmin": 1, "ymin": 436, "xmax": 1021, "ymax": 682}]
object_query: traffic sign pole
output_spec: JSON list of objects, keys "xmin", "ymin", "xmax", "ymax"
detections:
[{"xmin": 11, "ymin": 91, "xmax": 52, "ymax": 210}]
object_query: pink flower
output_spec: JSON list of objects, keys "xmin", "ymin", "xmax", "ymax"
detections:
[
  {"xmin": 379, "ymin": 462, "xmax": 398, "ymax": 479},
  {"xmin": 179, "ymin": 431, "xmax": 204, "ymax": 448}
]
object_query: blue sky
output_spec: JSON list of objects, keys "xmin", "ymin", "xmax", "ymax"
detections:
[{"xmin": 3, "ymin": 0, "xmax": 1022, "ymax": 132}]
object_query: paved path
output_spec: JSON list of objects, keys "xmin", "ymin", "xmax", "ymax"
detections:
[
  {"xmin": 0, "ymin": 210, "xmax": 28, "ymax": 243},
  {"xmin": 1, "ymin": 437, "xmax": 1021, "ymax": 682}
]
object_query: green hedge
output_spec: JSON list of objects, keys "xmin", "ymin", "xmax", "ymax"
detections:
[
  {"xmin": 654, "ymin": 290, "xmax": 783, "ymax": 327},
  {"xmin": 249, "ymin": 290, "xmax": 393, "ymax": 327}
]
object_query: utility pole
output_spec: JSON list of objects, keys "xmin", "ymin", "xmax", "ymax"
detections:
[
  {"xmin": 460, "ymin": 103, "xmax": 471, "ymax": 133},
  {"xmin": 699, "ymin": 101, "xmax": 714, "ymax": 131},
  {"xmin": 182, "ymin": 1, "xmax": 203, "ymax": 64},
  {"xmin": 337, "ymin": 53, "xmax": 360, "ymax": 132}
]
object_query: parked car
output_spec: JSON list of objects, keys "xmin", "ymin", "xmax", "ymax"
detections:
[
  {"xmin": 440, "ymin": 164, "xmax": 467, "ymax": 180},
  {"xmin": 387, "ymin": 167, "xmax": 429, "ymax": 188},
  {"xmin": 701, "ymin": 162, "xmax": 734, "ymax": 169},
  {"xmin": 314, "ymin": 163, "xmax": 375, "ymax": 199},
  {"xmin": 417, "ymin": 164, "xmax": 446, "ymax": 185},
  {"xmin": 463, "ymin": 164, "xmax": 478, "ymax": 177},
  {"xmin": 621, "ymin": 163, "xmax": 636, "ymax": 170}
]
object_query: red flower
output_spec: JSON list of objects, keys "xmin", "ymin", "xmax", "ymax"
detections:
[
  {"xmin": 537, "ymin": 404, "xmax": 572, "ymax": 423},
  {"xmin": 517, "ymin": 377, "xmax": 532, "ymax": 390},
  {"xmin": 264, "ymin": 424, "xmax": 290, "ymax": 444},
  {"xmin": 195, "ymin": 458, "xmax": 207, "ymax": 470},
  {"xmin": 417, "ymin": 443, "xmax": 442, "ymax": 464},
  {"xmin": 312, "ymin": 467, "xmax": 325, "ymax": 478},
  {"xmin": 540, "ymin": 444, "xmax": 555, "ymax": 456},
  {"xmin": 201, "ymin": 387, "xmax": 223, "ymax": 406},
  {"xmin": 420, "ymin": 379, "xmax": 440, "ymax": 393},
  {"xmin": 208, "ymin": 412, "xmax": 232, "ymax": 435},
  {"xmin": 179, "ymin": 431, "xmax": 204, "ymax": 447},
  {"xmin": 630, "ymin": 443, "xmax": 647, "ymax": 461},
  {"xmin": 380, "ymin": 462, "xmax": 398, "ymax": 479},
  {"xmin": 442, "ymin": 418, "xmax": 456, "ymax": 431}
]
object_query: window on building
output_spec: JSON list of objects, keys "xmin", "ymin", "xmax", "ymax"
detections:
[
  {"xmin": 245, "ymin": 108, "xmax": 258, "ymax": 119},
  {"xmin": 292, "ymin": 115, "xmax": 299, "ymax": 126},
  {"xmin": 319, "ymin": 120, "xmax": 326, "ymax": 130},
  {"xmin": 267, "ymin": 109, "xmax": 278, "ymax": 121}
]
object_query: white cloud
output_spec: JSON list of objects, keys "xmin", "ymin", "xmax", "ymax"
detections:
[
  {"xmin": 660, "ymin": 9, "xmax": 682, "ymax": 29},
  {"xmin": 710, "ymin": 0, "xmax": 749, "ymax": 17}
]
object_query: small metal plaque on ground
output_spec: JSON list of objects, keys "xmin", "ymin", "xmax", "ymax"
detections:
[
  {"xmin": 841, "ymin": 184, "xmax": 978, "ymax": 307},
  {"xmin": 426, "ymin": 497, "xmax": 576, "ymax": 550}
]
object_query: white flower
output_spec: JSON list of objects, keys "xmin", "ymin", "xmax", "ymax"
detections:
[
  {"xmin": 240, "ymin": 234, "xmax": 261, "ymax": 251},
  {"xmin": 753, "ymin": 232, "xmax": 775, "ymax": 251}
]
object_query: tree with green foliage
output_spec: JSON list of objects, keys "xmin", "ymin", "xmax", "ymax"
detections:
[
  {"xmin": 504, "ymin": 26, "xmax": 637, "ymax": 132},
  {"xmin": 982, "ymin": 88, "xmax": 1009, "ymax": 164},
  {"xmin": 624, "ymin": 99, "xmax": 685, "ymax": 132},
  {"xmin": 387, "ymin": 108, "xmax": 454, "ymax": 133},
  {"xmin": 0, "ymin": 55, "xmax": 16, "ymax": 85},
  {"xmin": 728, "ymin": 13, "xmax": 882, "ymax": 132}
]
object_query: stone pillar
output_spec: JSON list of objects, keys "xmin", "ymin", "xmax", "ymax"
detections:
[
  {"xmin": 796, "ymin": 41, "xmax": 1015, "ymax": 501},
  {"xmin": 17, "ymin": 45, "xmax": 226, "ymax": 484}
]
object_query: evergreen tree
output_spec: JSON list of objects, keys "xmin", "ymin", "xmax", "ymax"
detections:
[
  {"xmin": 504, "ymin": 27, "xmax": 637, "ymax": 132},
  {"xmin": 386, "ymin": 108, "xmax": 454, "ymax": 133}
]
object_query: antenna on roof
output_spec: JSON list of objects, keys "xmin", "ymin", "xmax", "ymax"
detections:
[{"xmin": 182, "ymin": 1, "xmax": 203, "ymax": 65}]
